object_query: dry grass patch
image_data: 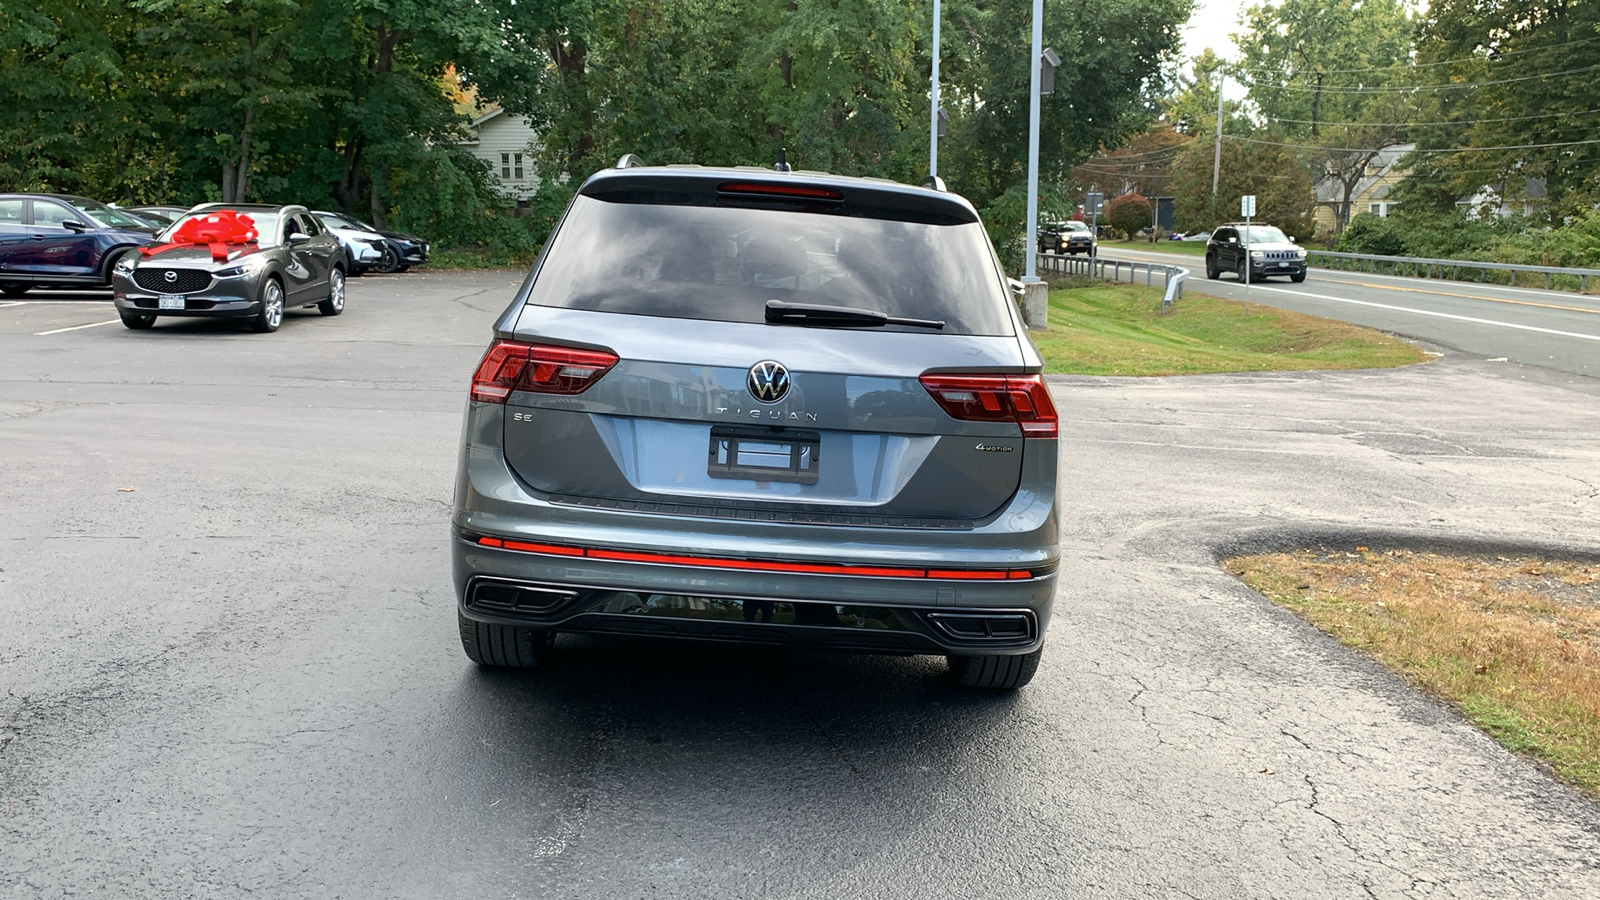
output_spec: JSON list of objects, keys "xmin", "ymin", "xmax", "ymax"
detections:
[{"xmin": 1224, "ymin": 548, "xmax": 1600, "ymax": 798}]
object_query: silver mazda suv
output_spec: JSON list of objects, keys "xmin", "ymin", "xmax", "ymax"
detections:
[{"xmin": 452, "ymin": 161, "xmax": 1060, "ymax": 688}]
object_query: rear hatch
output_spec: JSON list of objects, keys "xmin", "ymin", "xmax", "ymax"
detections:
[{"xmin": 485, "ymin": 171, "xmax": 1051, "ymax": 526}]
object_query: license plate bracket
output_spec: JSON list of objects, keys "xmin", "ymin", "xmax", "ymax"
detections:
[
  {"xmin": 158, "ymin": 294, "xmax": 185, "ymax": 310},
  {"xmin": 708, "ymin": 426, "xmax": 820, "ymax": 484}
]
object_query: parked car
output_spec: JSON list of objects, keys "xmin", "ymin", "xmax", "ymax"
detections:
[
  {"xmin": 310, "ymin": 211, "xmax": 428, "ymax": 274},
  {"xmin": 1037, "ymin": 220, "xmax": 1096, "ymax": 255},
  {"xmin": 112, "ymin": 203, "xmax": 346, "ymax": 333},
  {"xmin": 0, "ymin": 193, "xmax": 159, "ymax": 296},
  {"xmin": 124, "ymin": 206, "xmax": 193, "ymax": 228},
  {"xmin": 310, "ymin": 211, "xmax": 386, "ymax": 274},
  {"xmin": 1205, "ymin": 223, "xmax": 1307, "ymax": 283},
  {"xmin": 452, "ymin": 161, "xmax": 1060, "ymax": 689}
]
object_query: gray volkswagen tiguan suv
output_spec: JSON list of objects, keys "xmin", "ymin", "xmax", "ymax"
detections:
[{"xmin": 452, "ymin": 160, "xmax": 1060, "ymax": 688}]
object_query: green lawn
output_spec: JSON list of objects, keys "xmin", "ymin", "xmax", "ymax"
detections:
[
  {"xmin": 1032, "ymin": 280, "xmax": 1431, "ymax": 376},
  {"xmin": 1100, "ymin": 238, "xmax": 1208, "ymax": 257}
]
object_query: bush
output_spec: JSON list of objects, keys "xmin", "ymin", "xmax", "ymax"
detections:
[{"xmin": 1106, "ymin": 192, "xmax": 1153, "ymax": 239}]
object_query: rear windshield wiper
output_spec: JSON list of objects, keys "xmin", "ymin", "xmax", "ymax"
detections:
[{"xmin": 765, "ymin": 299, "xmax": 945, "ymax": 330}]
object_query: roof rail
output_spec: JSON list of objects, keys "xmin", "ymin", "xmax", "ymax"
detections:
[
  {"xmin": 615, "ymin": 154, "xmax": 648, "ymax": 169},
  {"xmin": 921, "ymin": 175, "xmax": 947, "ymax": 192}
]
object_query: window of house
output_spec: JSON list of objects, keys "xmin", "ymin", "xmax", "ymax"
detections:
[
  {"xmin": 1368, "ymin": 202, "xmax": 1391, "ymax": 218},
  {"xmin": 500, "ymin": 152, "xmax": 525, "ymax": 182}
]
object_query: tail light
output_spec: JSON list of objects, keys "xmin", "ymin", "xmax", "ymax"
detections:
[
  {"xmin": 470, "ymin": 340, "xmax": 619, "ymax": 403},
  {"xmin": 919, "ymin": 374, "xmax": 1059, "ymax": 439}
]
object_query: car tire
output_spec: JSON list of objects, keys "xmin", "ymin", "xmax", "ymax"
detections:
[
  {"xmin": 373, "ymin": 244, "xmax": 400, "ymax": 274},
  {"xmin": 948, "ymin": 647, "xmax": 1043, "ymax": 689},
  {"xmin": 251, "ymin": 277, "xmax": 284, "ymax": 333},
  {"xmin": 0, "ymin": 283, "xmax": 29, "ymax": 297},
  {"xmin": 1237, "ymin": 259, "xmax": 1249, "ymax": 282},
  {"xmin": 1204, "ymin": 256, "xmax": 1219, "ymax": 280},
  {"xmin": 459, "ymin": 613, "xmax": 554, "ymax": 668},
  {"xmin": 318, "ymin": 268, "xmax": 345, "ymax": 316},
  {"xmin": 1291, "ymin": 270, "xmax": 1306, "ymax": 283},
  {"xmin": 119, "ymin": 311, "xmax": 155, "ymax": 330}
]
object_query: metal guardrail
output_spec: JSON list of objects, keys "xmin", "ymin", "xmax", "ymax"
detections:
[
  {"xmin": 1036, "ymin": 252, "xmax": 1190, "ymax": 315},
  {"xmin": 1308, "ymin": 249, "xmax": 1600, "ymax": 293}
]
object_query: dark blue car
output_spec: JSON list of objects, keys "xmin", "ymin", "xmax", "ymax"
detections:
[{"xmin": 0, "ymin": 193, "xmax": 159, "ymax": 296}]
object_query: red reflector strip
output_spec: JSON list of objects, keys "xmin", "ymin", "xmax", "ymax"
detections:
[
  {"xmin": 925, "ymin": 569, "xmax": 1009, "ymax": 580},
  {"xmin": 474, "ymin": 536, "xmax": 1035, "ymax": 580},
  {"xmin": 502, "ymin": 539, "xmax": 584, "ymax": 557}
]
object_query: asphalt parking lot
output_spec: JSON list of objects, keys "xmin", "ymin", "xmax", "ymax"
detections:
[{"xmin": 2, "ymin": 272, "xmax": 1598, "ymax": 898}]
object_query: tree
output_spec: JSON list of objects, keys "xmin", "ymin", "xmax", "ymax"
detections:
[
  {"xmin": 1234, "ymin": 0, "xmax": 1414, "ymax": 233},
  {"xmin": 1411, "ymin": 0, "xmax": 1600, "ymax": 222},
  {"xmin": 1170, "ymin": 135, "xmax": 1314, "ymax": 238}
]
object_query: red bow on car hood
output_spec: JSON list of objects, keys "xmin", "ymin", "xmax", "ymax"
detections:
[{"xmin": 140, "ymin": 210, "xmax": 259, "ymax": 263}]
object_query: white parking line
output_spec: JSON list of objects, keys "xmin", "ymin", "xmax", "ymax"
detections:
[
  {"xmin": 1250, "ymin": 285, "xmax": 1600, "ymax": 343},
  {"xmin": 35, "ymin": 319, "xmax": 121, "ymax": 336},
  {"xmin": 0, "ymin": 301, "xmax": 26, "ymax": 309}
]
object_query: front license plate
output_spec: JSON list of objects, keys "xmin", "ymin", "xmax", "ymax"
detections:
[
  {"xmin": 708, "ymin": 426, "xmax": 821, "ymax": 485},
  {"xmin": 1277, "ymin": 261, "xmax": 1289, "ymax": 268},
  {"xmin": 158, "ymin": 294, "xmax": 185, "ymax": 310}
]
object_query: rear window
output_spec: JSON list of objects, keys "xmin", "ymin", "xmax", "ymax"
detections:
[{"xmin": 525, "ymin": 196, "xmax": 1014, "ymax": 336}]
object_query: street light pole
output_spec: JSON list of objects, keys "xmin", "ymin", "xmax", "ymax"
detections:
[
  {"xmin": 1211, "ymin": 69, "xmax": 1225, "ymax": 196},
  {"xmin": 1023, "ymin": 0, "xmax": 1043, "ymax": 282},
  {"xmin": 930, "ymin": 0, "xmax": 941, "ymax": 179}
]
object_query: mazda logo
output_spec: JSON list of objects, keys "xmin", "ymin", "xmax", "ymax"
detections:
[
  {"xmin": 163, "ymin": 270, "xmax": 177, "ymax": 283},
  {"xmin": 747, "ymin": 360, "xmax": 791, "ymax": 404}
]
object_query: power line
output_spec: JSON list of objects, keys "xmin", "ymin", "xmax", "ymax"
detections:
[
  {"xmin": 1264, "ymin": 108, "xmax": 1600, "ymax": 129},
  {"xmin": 1224, "ymin": 134, "xmax": 1600, "ymax": 153},
  {"xmin": 1238, "ymin": 63, "xmax": 1600, "ymax": 94},
  {"xmin": 1231, "ymin": 34, "xmax": 1600, "ymax": 78},
  {"xmin": 1080, "ymin": 143, "xmax": 1189, "ymax": 162}
]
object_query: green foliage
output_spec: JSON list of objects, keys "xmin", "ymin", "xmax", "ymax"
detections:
[
  {"xmin": 1105, "ymin": 192, "xmax": 1151, "ymax": 237},
  {"xmin": 2, "ymin": 0, "xmax": 1193, "ymax": 267},
  {"xmin": 1413, "ymin": 0, "xmax": 1600, "ymax": 222},
  {"xmin": 1336, "ymin": 207, "xmax": 1600, "ymax": 270}
]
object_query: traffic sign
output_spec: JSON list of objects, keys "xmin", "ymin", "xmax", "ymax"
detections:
[
  {"xmin": 1241, "ymin": 194, "xmax": 1257, "ymax": 217},
  {"xmin": 1085, "ymin": 192, "xmax": 1103, "ymax": 215}
]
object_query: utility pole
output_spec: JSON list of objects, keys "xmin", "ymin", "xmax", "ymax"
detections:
[
  {"xmin": 929, "ymin": 0, "xmax": 941, "ymax": 178},
  {"xmin": 1311, "ymin": 71, "xmax": 1323, "ymax": 138},
  {"xmin": 1211, "ymin": 69, "xmax": 1225, "ymax": 196},
  {"xmin": 1022, "ymin": 0, "xmax": 1043, "ymax": 282}
]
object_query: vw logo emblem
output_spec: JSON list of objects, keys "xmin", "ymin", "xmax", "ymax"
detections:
[
  {"xmin": 747, "ymin": 360, "xmax": 791, "ymax": 404},
  {"xmin": 163, "ymin": 270, "xmax": 177, "ymax": 283}
]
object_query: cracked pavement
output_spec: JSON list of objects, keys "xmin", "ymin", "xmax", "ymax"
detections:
[{"xmin": 1, "ymin": 272, "xmax": 1598, "ymax": 898}]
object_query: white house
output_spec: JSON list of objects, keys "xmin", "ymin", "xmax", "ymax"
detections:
[{"xmin": 458, "ymin": 108, "xmax": 540, "ymax": 203}]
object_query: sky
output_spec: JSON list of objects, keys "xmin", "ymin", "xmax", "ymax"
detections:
[{"xmin": 1183, "ymin": 0, "xmax": 1242, "ymax": 61}]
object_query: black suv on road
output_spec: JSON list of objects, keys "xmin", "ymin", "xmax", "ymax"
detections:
[
  {"xmin": 1037, "ymin": 220, "xmax": 1096, "ymax": 255},
  {"xmin": 0, "ymin": 194, "xmax": 158, "ymax": 296},
  {"xmin": 1205, "ymin": 223, "xmax": 1307, "ymax": 283}
]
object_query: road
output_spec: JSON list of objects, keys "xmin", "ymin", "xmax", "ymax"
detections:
[
  {"xmin": 1098, "ymin": 245, "xmax": 1599, "ymax": 379},
  {"xmin": 2, "ymin": 273, "xmax": 1599, "ymax": 898}
]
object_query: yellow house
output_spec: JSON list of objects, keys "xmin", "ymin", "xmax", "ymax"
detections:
[{"xmin": 1313, "ymin": 143, "xmax": 1413, "ymax": 235}]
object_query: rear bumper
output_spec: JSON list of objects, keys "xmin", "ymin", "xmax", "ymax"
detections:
[{"xmin": 454, "ymin": 535, "xmax": 1056, "ymax": 656}]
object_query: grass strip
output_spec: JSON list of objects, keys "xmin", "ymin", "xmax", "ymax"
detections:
[
  {"xmin": 1034, "ymin": 280, "xmax": 1429, "ymax": 376},
  {"xmin": 1224, "ymin": 549, "xmax": 1600, "ymax": 799},
  {"xmin": 1100, "ymin": 239, "xmax": 1209, "ymax": 257}
]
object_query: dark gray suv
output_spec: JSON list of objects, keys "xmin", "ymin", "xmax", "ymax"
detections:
[
  {"xmin": 452, "ymin": 162, "xmax": 1060, "ymax": 688},
  {"xmin": 112, "ymin": 203, "xmax": 345, "ymax": 332}
]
